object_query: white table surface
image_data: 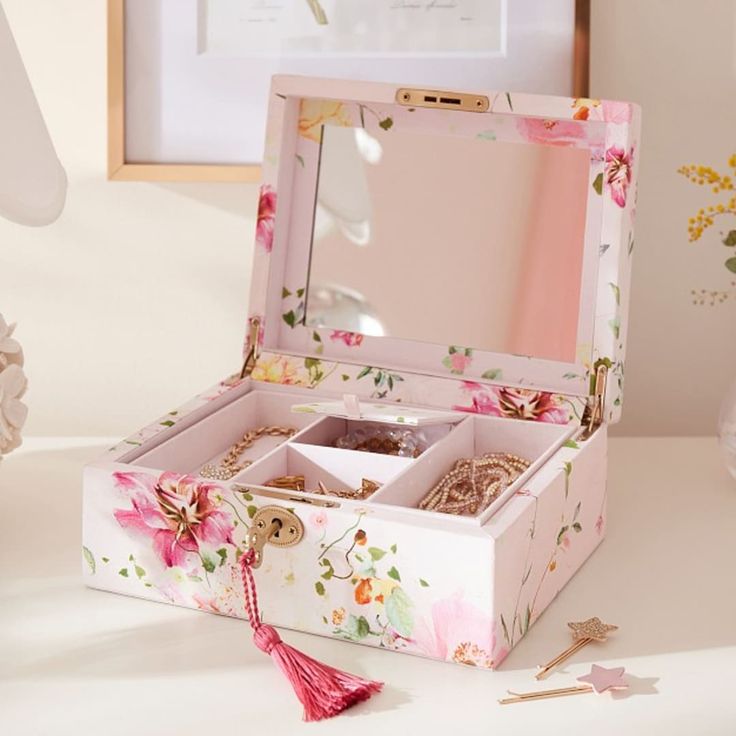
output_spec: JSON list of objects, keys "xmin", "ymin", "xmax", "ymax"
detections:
[{"xmin": 2, "ymin": 436, "xmax": 735, "ymax": 735}]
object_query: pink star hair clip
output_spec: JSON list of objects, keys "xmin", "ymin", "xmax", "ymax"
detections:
[{"xmin": 499, "ymin": 664, "xmax": 629, "ymax": 705}]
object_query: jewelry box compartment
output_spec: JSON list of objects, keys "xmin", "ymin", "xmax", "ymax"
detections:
[
  {"xmin": 123, "ymin": 382, "xmax": 576, "ymax": 524},
  {"xmin": 233, "ymin": 443, "xmax": 414, "ymax": 498},
  {"xmin": 292, "ymin": 416, "xmax": 454, "ymax": 456},
  {"xmin": 128, "ymin": 388, "xmax": 319, "ymax": 475},
  {"xmin": 369, "ymin": 413, "xmax": 576, "ymax": 522}
]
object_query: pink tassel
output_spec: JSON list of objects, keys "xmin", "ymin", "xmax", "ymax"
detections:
[{"xmin": 240, "ymin": 549, "xmax": 383, "ymax": 721}]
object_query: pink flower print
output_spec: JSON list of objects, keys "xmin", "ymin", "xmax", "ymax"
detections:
[
  {"xmin": 442, "ymin": 347, "xmax": 473, "ymax": 375},
  {"xmin": 256, "ymin": 185, "xmax": 276, "ymax": 252},
  {"xmin": 605, "ymin": 145, "xmax": 634, "ymax": 208},
  {"xmin": 516, "ymin": 117, "xmax": 586, "ymax": 147},
  {"xmin": 453, "ymin": 383, "xmax": 569, "ymax": 424},
  {"xmin": 414, "ymin": 593, "xmax": 499, "ymax": 668},
  {"xmin": 113, "ymin": 471, "xmax": 234, "ymax": 568},
  {"xmin": 450, "ymin": 353, "xmax": 471, "ymax": 373},
  {"xmin": 309, "ymin": 510, "xmax": 328, "ymax": 529},
  {"xmin": 329, "ymin": 330, "xmax": 364, "ymax": 347}
]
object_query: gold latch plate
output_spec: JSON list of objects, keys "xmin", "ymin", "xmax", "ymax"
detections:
[
  {"xmin": 246, "ymin": 505, "xmax": 304, "ymax": 568},
  {"xmin": 396, "ymin": 88, "xmax": 489, "ymax": 113}
]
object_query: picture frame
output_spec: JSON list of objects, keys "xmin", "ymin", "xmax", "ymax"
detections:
[{"xmin": 107, "ymin": 0, "xmax": 591, "ymax": 183}]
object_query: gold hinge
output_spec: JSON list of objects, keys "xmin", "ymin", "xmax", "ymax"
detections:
[
  {"xmin": 580, "ymin": 363, "xmax": 608, "ymax": 440},
  {"xmin": 239, "ymin": 317, "xmax": 261, "ymax": 379}
]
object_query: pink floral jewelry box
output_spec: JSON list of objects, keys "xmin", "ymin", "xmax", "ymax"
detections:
[{"xmin": 83, "ymin": 76, "xmax": 639, "ymax": 670}]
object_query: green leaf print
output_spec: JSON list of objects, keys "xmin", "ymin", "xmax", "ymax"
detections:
[
  {"xmin": 557, "ymin": 526, "xmax": 570, "ymax": 545},
  {"xmin": 385, "ymin": 587, "xmax": 414, "ymax": 637},
  {"xmin": 593, "ymin": 172, "xmax": 603, "ymax": 195},
  {"xmin": 368, "ymin": 547, "xmax": 387, "ymax": 561},
  {"xmin": 481, "ymin": 369, "xmax": 502, "ymax": 380},
  {"xmin": 387, "ymin": 566, "xmax": 401, "ymax": 582},
  {"xmin": 82, "ymin": 546, "xmax": 95, "ymax": 574},
  {"xmin": 346, "ymin": 615, "xmax": 371, "ymax": 639},
  {"xmin": 500, "ymin": 614, "xmax": 510, "ymax": 645}
]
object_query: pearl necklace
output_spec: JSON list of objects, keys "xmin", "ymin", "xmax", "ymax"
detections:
[{"xmin": 418, "ymin": 452, "xmax": 530, "ymax": 516}]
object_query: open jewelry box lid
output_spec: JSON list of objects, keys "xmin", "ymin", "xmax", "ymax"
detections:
[{"xmin": 244, "ymin": 75, "xmax": 640, "ymax": 428}]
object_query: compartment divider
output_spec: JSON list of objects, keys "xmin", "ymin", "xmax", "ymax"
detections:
[{"xmin": 369, "ymin": 417, "xmax": 474, "ymax": 508}]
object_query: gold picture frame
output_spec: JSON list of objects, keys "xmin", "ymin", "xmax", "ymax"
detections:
[
  {"xmin": 108, "ymin": 0, "xmax": 590, "ymax": 183},
  {"xmin": 107, "ymin": 0, "xmax": 257, "ymax": 182}
]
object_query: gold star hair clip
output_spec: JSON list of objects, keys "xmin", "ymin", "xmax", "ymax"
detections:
[{"xmin": 535, "ymin": 616, "xmax": 618, "ymax": 680}]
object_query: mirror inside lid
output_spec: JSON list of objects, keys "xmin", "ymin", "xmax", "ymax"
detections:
[{"xmin": 247, "ymin": 76, "xmax": 640, "ymax": 423}]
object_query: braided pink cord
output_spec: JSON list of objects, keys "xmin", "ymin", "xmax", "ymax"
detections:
[{"xmin": 240, "ymin": 548, "xmax": 262, "ymax": 632}]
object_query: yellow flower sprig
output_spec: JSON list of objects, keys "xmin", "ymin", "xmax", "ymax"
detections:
[{"xmin": 678, "ymin": 155, "xmax": 736, "ymax": 241}]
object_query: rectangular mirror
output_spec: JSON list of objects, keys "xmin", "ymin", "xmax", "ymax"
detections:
[{"xmin": 305, "ymin": 124, "xmax": 591, "ymax": 363}]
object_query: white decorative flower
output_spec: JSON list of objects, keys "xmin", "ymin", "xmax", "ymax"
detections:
[
  {"xmin": 0, "ymin": 314, "xmax": 22, "ymax": 369},
  {"xmin": 0, "ymin": 364, "xmax": 28, "ymax": 455}
]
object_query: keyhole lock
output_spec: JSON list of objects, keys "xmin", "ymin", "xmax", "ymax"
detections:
[{"xmin": 248, "ymin": 505, "xmax": 304, "ymax": 568}]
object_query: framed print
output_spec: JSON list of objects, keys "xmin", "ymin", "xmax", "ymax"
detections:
[{"xmin": 108, "ymin": 0, "xmax": 590, "ymax": 182}]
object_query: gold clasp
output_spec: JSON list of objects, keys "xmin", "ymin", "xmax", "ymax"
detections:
[{"xmin": 245, "ymin": 505, "xmax": 304, "ymax": 569}]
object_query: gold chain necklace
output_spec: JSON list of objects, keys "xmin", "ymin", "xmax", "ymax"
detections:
[
  {"xmin": 200, "ymin": 426, "xmax": 296, "ymax": 481},
  {"xmin": 418, "ymin": 452, "xmax": 530, "ymax": 516}
]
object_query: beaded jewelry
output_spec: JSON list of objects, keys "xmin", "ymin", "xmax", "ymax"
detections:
[
  {"xmin": 418, "ymin": 452, "xmax": 530, "ymax": 516},
  {"xmin": 335, "ymin": 424, "xmax": 427, "ymax": 458}
]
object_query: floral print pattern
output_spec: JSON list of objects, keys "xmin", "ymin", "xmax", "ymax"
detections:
[
  {"xmin": 442, "ymin": 346, "xmax": 473, "ymax": 375},
  {"xmin": 255, "ymin": 185, "xmax": 276, "ymax": 252},
  {"xmin": 414, "ymin": 594, "xmax": 504, "ymax": 668},
  {"xmin": 315, "ymin": 518, "xmax": 423, "ymax": 655},
  {"xmin": 298, "ymin": 99, "xmax": 352, "ymax": 142},
  {"xmin": 604, "ymin": 145, "xmax": 634, "ymax": 208},
  {"xmin": 330, "ymin": 330, "xmax": 364, "ymax": 347},
  {"xmin": 453, "ymin": 382, "xmax": 570, "ymax": 424},
  {"xmin": 572, "ymin": 98, "xmax": 632, "ymax": 125},
  {"xmin": 251, "ymin": 354, "xmax": 307, "ymax": 386},
  {"xmin": 113, "ymin": 471, "xmax": 234, "ymax": 568},
  {"xmin": 516, "ymin": 117, "xmax": 586, "ymax": 146}
]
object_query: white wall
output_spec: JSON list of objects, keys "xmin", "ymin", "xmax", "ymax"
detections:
[
  {"xmin": 0, "ymin": 0, "xmax": 259, "ymax": 437},
  {"xmin": 592, "ymin": 0, "xmax": 736, "ymax": 436},
  {"xmin": 1, "ymin": 0, "xmax": 733, "ymax": 439}
]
